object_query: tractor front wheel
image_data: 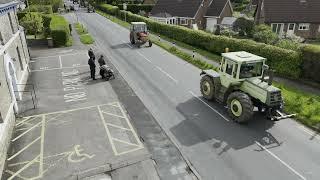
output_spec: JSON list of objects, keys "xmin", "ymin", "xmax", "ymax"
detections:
[
  {"xmin": 200, "ymin": 75, "xmax": 215, "ymax": 100},
  {"xmin": 227, "ymin": 92, "xmax": 254, "ymax": 123}
]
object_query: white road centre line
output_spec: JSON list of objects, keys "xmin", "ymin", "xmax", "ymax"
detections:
[
  {"xmin": 59, "ymin": 56, "xmax": 62, "ymax": 68},
  {"xmin": 298, "ymin": 125, "xmax": 320, "ymax": 141},
  {"xmin": 156, "ymin": 66, "xmax": 178, "ymax": 83},
  {"xmin": 189, "ymin": 91, "xmax": 230, "ymax": 122},
  {"xmin": 255, "ymin": 141, "xmax": 306, "ymax": 180},
  {"xmin": 136, "ymin": 51, "xmax": 152, "ymax": 63}
]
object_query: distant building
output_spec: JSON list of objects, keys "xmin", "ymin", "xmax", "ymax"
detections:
[
  {"xmin": 254, "ymin": 0, "xmax": 320, "ymax": 39},
  {"xmin": 0, "ymin": 0, "xmax": 30, "ymax": 174},
  {"xmin": 150, "ymin": 0, "xmax": 233, "ymax": 31}
]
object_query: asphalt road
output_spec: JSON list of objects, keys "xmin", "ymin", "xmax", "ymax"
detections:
[{"xmin": 76, "ymin": 12, "xmax": 320, "ymax": 180}]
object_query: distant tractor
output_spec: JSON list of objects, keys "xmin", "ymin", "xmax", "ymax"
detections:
[
  {"xmin": 130, "ymin": 22, "xmax": 152, "ymax": 48},
  {"xmin": 200, "ymin": 51, "xmax": 295, "ymax": 123}
]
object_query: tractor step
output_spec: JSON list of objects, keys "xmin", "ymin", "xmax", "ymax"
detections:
[{"xmin": 271, "ymin": 110, "xmax": 296, "ymax": 121}]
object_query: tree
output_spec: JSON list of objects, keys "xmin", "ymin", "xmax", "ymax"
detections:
[
  {"xmin": 21, "ymin": 12, "xmax": 43, "ymax": 39},
  {"xmin": 233, "ymin": 17, "xmax": 254, "ymax": 37}
]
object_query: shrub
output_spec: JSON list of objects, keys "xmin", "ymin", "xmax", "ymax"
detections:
[
  {"xmin": 301, "ymin": 45, "xmax": 320, "ymax": 82},
  {"xmin": 29, "ymin": 0, "xmax": 62, "ymax": 12},
  {"xmin": 20, "ymin": 12, "xmax": 43, "ymax": 38},
  {"xmin": 28, "ymin": 5, "xmax": 53, "ymax": 14},
  {"xmin": 49, "ymin": 15, "xmax": 71, "ymax": 46},
  {"xmin": 80, "ymin": 34, "xmax": 94, "ymax": 44},
  {"xmin": 253, "ymin": 25, "xmax": 278, "ymax": 44},
  {"xmin": 75, "ymin": 22, "xmax": 88, "ymax": 35},
  {"xmin": 117, "ymin": 4, "xmax": 154, "ymax": 14},
  {"xmin": 98, "ymin": 4, "xmax": 302, "ymax": 78},
  {"xmin": 275, "ymin": 39, "xmax": 301, "ymax": 51},
  {"xmin": 233, "ymin": 17, "xmax": 254, "ymax": 37},
  {"xmin": 17, "ymin": 12, "xmax": 27, "ymax": 20},
  {"xmin": 42, "ymin": 14, "xmax": 53, "ymax": 37}
]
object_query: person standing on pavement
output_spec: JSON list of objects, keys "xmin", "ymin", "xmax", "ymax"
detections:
[
  {"xmin": 88, "ymin": 48, "xmax": 95, "ymax": 60},
  {"xmin": 88, "ymin": 57, "xmax": 96, "ymax": 80},
  {"xmin": 98, "ymin": 55, "xmax": 106, "ymax": 79}
]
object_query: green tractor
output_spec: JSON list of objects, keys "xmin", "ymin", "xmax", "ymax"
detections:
[{"xmin": 200, "ymin": 51, "xmax": 295, "ymax": 123}]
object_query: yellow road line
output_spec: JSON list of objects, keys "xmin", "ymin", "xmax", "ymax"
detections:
[
  {"xmin": 117, "ymin": 147, "xmax": 144, "ymax": 156},
  {"xmin": 106, "ymin": 123, "xmax": 131, "ymax": 131},
  {"xmin": 7, "ymin": 136, "xmax": 41, "ymax": 161},
  {"xmin": 97, "ymin": 105, "xmax": 118, "ymax": 155},
  {"xmin": 15, "ymin": 116, "xmax": 38, "ymax": 127},
  {"xmin": 8, "ymin": 155, "xmax": 40, "ymax": 180},
  {"xmin": 11, "ymin": 121, "xmax": 42, "ymax": 142},
  {"xmin": 5, "ymin": 170, "xmax": 30, "ymax": 180},
  {"xmin": 101, "ymin": 111, "xmax": 126, "ymax": 119}
]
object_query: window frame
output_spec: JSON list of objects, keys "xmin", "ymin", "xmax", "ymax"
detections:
[
  {"xmin": 180, "ymin": 18, "xmax": 188, "ymax": 25},
  {"xmin": 271, "ymin": 23, "xmax": 284, "ymax": 34},
  {"xmin": 298, "ymin": 23, "xmax": 310, "ymax": 31}
]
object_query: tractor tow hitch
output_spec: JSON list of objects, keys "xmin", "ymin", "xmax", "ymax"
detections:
[{"xmin": 271, "ymin": 110, "xmax": 296, "ymax": 121}]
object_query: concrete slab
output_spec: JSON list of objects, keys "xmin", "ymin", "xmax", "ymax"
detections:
[{"xmin": 3, "ymin": 48, "xmax": 154, "ymax": 180}]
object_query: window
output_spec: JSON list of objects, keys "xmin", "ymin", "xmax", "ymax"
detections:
[
  {"xmin": 8, "ymin": 12, "xmax": 15, "ymax": 33},
  {"xmin": 16, "ymin": 46, "xmax": 23, "ymax": 70},
  {"xmin": 271, "ymin": 23, "xmax": 283, "ymax": 34},
  {"xmin": 0, "ymin": 31, "xmax": 4, "ymax": 45},
  {"xmin": 288, "ymin": 23, "xmax": 295, "ymax": 30},
  {"xmin": 239, "ymin": 62, "xmax": 263, "ymax": 79},
  {"xmin": 180, "ymin": 18, "xmax": 187, "ymax": 25},
  {"xmin": 226, "ymin": 62, "xmax": 233, "ymax": 75},
  {"xmin": 298, "ymin": 23, "xmax": 310, "ymax": 30}
]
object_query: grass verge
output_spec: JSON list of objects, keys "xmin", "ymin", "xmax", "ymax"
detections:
[
  {"xmin": 80, "ymin": 34, "xmax": 94, "ymax": 44},
  {"xmin": 97, "ymin": 10, "xmax": 320, "ymax": 128},
  {"xmin": 74, "ymin": 22, "xmax": 94, "ymax": 45}
]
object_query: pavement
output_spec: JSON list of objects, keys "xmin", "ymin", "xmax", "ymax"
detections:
[
  {"xmin": 74, "ymin": 10, "xmax": 320, "ymax": 180},
  {"xmin": 3, "ymin": 43, "xmax": 159, "ymax": 179}
]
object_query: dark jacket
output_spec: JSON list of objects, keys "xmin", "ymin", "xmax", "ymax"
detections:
[
  {"xmin": 98, "ymin": 57, "xmax": 106, "ymax": 66},
  {"xmin": 88, "ymin": 49, "xmax": 95, "ymax": 59},
  {"xmin": 88, "ymin": 58, "xmax": 96, "ymax": 68}
]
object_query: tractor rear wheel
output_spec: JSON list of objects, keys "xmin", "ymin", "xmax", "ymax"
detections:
[
  {"xmin": 130, "ymin": 37, "xmax": 135, "ymax": 44},
  {"xmin": 200, "ymin": 75, "xmax": 215, "ymax": 100},
  {"xmin": 227, "ymin": 92, "xmax": 254, "ymax": 123}
]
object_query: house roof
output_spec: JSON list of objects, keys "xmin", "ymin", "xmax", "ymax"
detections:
[
  {"xmin": 205, "ymin": 0, "xmax": 229, "ymax": 17},
  {"xmin": 150, "ymin": 0, "xmax": 203, "ymax": 18},
  {"xmin": 0, "ymin": 0, "xmax": 18, "ymax": 16},
  {"xmin": 263, "ymin": 0, "xmax": 320, "ymax": 23}
]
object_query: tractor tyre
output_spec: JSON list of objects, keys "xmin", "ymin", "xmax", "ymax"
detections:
[
  {"xmin": 227, "ymin": 92, "xmax": 254, "ymax": 123},
  {"xmin": 148, "ymin": 40, "xmax": 152, "ymax": 47},
  {"xmin": 130, "ymin": 37, "xmax": 135, "ymax": 44},
  {"xmin": 200, "ymin": 75, "xmax": 215, "ymax": 100}
]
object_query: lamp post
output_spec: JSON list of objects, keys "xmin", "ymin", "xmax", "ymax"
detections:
[{"xmin": 123, "ymin": 3, "xmax": 127, "ymax": 22}]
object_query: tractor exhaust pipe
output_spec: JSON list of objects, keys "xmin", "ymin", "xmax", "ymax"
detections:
[{"xmin": 268, "ymin": 70, "xmax": 274, "ymax": 85}]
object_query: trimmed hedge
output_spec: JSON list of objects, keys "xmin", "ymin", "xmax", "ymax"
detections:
[
  {"xmin": 117, "ymin": 4, "xmax": 154, "ymax": 14},
  {"xmin": 49, "ymin": 15, "xmax": 71, "ymax": 46},
  {"xmin": 98, "ymin": 4, "xmax": 302, "ymax": 78},
  {"xmin": 302, "ymin": 45, "xmax": 320, "ymax": 82},
  {"xmin": 28, "ymin": 5, "xmax": 53, "ymax": 14}
]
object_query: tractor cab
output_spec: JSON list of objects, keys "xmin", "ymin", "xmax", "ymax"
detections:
[
  {"xmin": 130, "ymin": 22, "xmax": 152, "ymax": 47},
  {"xmin": 200, "ymin": 51, "xmax": 295, "ymax": 123}
]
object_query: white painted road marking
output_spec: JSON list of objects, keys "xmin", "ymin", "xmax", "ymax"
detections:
[
  {"xmin": 298, "ymin": 125, "xmax": 320, "ymax": 141},
  {"xmin": 32, "ymin": 52, "xmax": 86, "ymax": 60},
  {"xmin": 189, "ymin": 91, "xmax": 230, "ymax": 122},
  {"xmin": 137, "ymin": 51, "xmax": 152, "ymax": 63},
  {"xmin": 156, "ymin": 66, "xmax": 178, "ymax": 83},
  {"xmin": 31, "ymin": 65, "xmax": 88, "ymax": 72},
  {"xmin": 255, "ymin": 141, "xmax": 306, "ymax": 180},
  {"xmin": 59, "ymin": 56, "xmax": 62, "ymax": 68}
]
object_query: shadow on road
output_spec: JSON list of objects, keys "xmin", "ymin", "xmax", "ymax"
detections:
[
  {"xmin": 171, "ymin": 97, "xmax": 282, "ymax": 155},
  {"xmin": 110, "ymin": 43, "xmax": 132, "ymax": 49}
]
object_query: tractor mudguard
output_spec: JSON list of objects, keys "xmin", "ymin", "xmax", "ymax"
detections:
[{"xmin": 200, "ymin": 69, "xmax": 220, "ymax": 78}]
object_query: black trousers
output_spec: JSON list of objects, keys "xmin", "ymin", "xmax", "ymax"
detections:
[{"xmin": 90, "ymin": 67, "xmax": 96, "ymax": 79}]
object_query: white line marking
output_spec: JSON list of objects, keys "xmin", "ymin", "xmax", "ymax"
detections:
[
  {"xmin": 32, "ymin": 52, "xmax": 86, "ymax": 59},
  {"xmin": 156, "ymin": 66, "xmax": 178, "ymax": 83},
  {"xmin": 112, "ymin": 137, "xmax": 140, "ymax": 147},
  {"xmin": 39, "ymin": 115, "xmax": 45, "ymax": 177},
  {"xmin": 7, "ymin": 137, "xmax": 41, "ymax": 161},
  {"xmin": 298, "ymin": 125, "xmax": 320, "ymax": 141},
  {"xmin": 255, "ymin": 141, "xmax": 306, "ymax": 180},
  {"xmin": 11, "ymin": 121, "xmax": 42, "ymax": 142},
  {"xmin": 106, "ymin": 123, "xmax": 131, "ymax": 131},
  {"xmin": 97, "ymin": 105, "xmax": 118, "ymax": 155},
  {"xmin": 136, "ymin": 51, "xmax": 152, "ymax": 63},
  {"xmin": 59, "ymin": 56, "xmax": 62, "ymax": 68},
  {"xmin": 7, "ymin": 155, "xmax": 40, "ymax": 180},
  {"xmin": 30, "ymin": 61, "xmax": 36, "ymax": 63},
  {"xmin": 15, "ymin": 116, "xmax": 38, "ymax": 127},
  {"xmin": 189, "ymin": 91, "xmax": 230, "ymax": 122},
  {"xmin": 31, "ymin": 65, "xmax": 87, "ymax": 72},
  {"xmin": 117, "ymin": 147, "xmax": 144, "ymax": 156},
  {"xmin": 101, "ymin": 111, "xmax": 126, "ymax": 119}
]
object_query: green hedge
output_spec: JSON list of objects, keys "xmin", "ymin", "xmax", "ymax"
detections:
[
  {"xmin": 98, "ymin": 4, "xmax": 302, "ymax": 78},
  {"xmin": 49, "ymin": 15, "xmax": 71, "ymax": 46},
  {"xmin": 302, "ymin": 45, "xmax": 320, "ymax": 82},
  {"xmin": 28, "ymin": 5, "xmax": 53, "ymax": 14},
  {"xmin": 117, "ymin": 4, "xmax": 154, "ymax": 14}
]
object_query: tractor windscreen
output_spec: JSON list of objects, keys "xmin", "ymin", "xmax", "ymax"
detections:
[
  {"xmin": 134, "ymin": 24, "xmax": 147, "ymax": 32},
  {"xmin": 239, "ymin": 62, "xmax": 263, "ymax": 78}
]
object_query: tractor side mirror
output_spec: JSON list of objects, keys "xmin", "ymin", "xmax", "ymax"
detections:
[{"xmin": 263, "ymin": 64, "xmax": 269, "ymax": 71}]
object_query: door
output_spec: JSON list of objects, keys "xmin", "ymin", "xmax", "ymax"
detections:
[
  {"xmin": 287, "ymin": 23, "xmax": 295, "ymax": 36},
  {"xmin": 206, "ymin": 18, "xmax": 217, "ymax": 32}
]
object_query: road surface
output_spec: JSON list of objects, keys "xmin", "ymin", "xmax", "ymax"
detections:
[{"xmin": 76, "ymin": 12, "xmax": 320, "ymax": 180}]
